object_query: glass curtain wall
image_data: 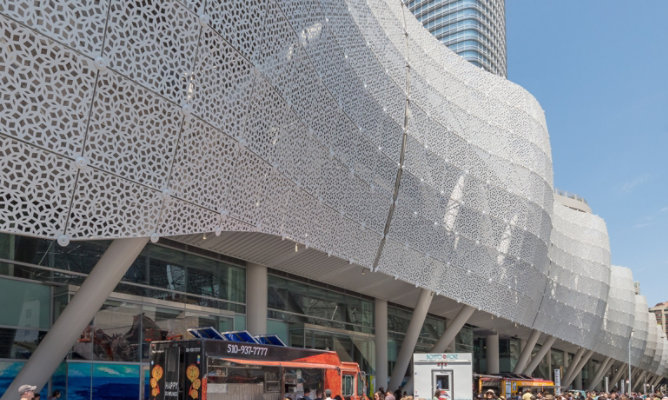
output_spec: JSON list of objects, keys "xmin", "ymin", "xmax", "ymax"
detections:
[
  {"xmin": 0, "ymin": 233, "xmax": 246, "ymax": 400},
  {"xmin": 387, "ymin": 305, "xmax": 446, "ymax": 378},
  {"xmin": 499, "ymin": 337, "xmax": 521, "ymax": 373},
  {"xmin": 529, "ymin": 344, "xmax": 551, "ymax": 379},
  {"xmin": 551, "ymin": 349, "xmax": 564, "ymax": 382},
  {"xmin": 267, "ymin": 274, "xmax": 375, "ymax": 373},
  {"xmin": 455, "ymin": 325, "xmax": 474, "ymax": 353}
]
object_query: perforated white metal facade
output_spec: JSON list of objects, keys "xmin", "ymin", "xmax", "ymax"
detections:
[
  {"xmin": 534, "ymin": 201, "xmax": 611, "ymax": 350},
  {"xmin": 0, "ymin": 0, "xmax": 664, "ymax": 376}
]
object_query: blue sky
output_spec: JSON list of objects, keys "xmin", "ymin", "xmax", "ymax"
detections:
[{"xmin": 506, "ymin": 1, "xmax": 668, "ymax": 307}]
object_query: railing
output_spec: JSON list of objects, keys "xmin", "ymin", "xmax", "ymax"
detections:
[{"xmin": 555, "ymin": 189, "xmax": 588, "ymax": 205}]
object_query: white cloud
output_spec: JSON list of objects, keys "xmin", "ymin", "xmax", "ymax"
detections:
[
  {"xmin": 633, "ymin": 221, "xmax": 655, "ymax": 229},
  {"xmin": 620, "ymin": 174, "xmax": 650, "ymax": 193}
]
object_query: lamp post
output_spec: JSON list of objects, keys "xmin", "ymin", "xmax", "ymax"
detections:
[{"xmin": 628, "ymin": 329, "xmax": 634, "ymax": 397}]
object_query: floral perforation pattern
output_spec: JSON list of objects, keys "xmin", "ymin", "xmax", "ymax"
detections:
[
  {"xmin": 0, "ymin": 17, "xmax": 97, "ymax": 158},
  {"xmin": 104, "ymin": 0, "xmax": 200, "ymax": 103},
  {"xmin": 0, "ymin": 136, "xmax": 76, "ymax": 237},
  {"xmin": 0, "ymin": 0, "xmax": 108, "ymax": 57},
  {"xmin": 85, "ymin": 70, "xmax": 182, "ymax": 189}
]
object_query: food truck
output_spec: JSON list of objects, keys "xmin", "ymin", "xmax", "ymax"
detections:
[
  {"xmin": 149, "ymin": 328, "xmax": 367, "ymax": 400},
  {"xmin": 412, "ymin": 353, "xmax": 473, "ymax": 400},
  {"xmin": 475, "ymin": 374, "xmax": 555, "ymax": 398}
]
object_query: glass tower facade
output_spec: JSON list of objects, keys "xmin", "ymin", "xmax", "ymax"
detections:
[{"xmin": 406, "ymin": 0, "xmax": 507, "ymax": 77}]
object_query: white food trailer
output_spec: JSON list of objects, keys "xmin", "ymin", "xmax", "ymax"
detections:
[{"xmin": 413, "ymin": 353, "xmax": 473, "ymax": 400}]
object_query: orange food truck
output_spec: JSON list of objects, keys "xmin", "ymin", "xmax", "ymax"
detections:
[
  {"xmin": 149, "ymin": 328, "xmax": 367, "ymax": 400},
  {"xmin": 475, "ymin": 374, "xmax": 555, "ymax": 398}
]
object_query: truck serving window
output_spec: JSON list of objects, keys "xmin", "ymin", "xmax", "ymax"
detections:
[
  {"xmin": 436, "ymin": 375, "xmax": 450, "ymax": 390},
  {"xmin": 343, "ymin": 375, "xmax": 354, "ymax": 397}
]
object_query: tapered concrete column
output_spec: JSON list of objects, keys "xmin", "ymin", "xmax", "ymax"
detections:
[
  {"xmin": 564, "ymin": 348, "xmax": 586, "ymax": 386},
  {"xmin": 514, "ymin": 330, "xmax": 541, "ymax": 374},
  {"xmin": 402, "ymin": 303, "xmax": 474, "ymax": 391},
  {"xmin": 631, "ymin": 367, "xmax": 642, "ymax": 389},
  {"xmin": 564, "ymin": 350, "xmax": 593, "ymax": 388},
  {"xmin": 610, "ymin": 363, "xmax": 627, "ymax": 390},
  {"xmin": 574, "ymin": 369, "xmax": 584, "ymax": 390},
  {"xmin": 652, "ymin": 375, "xmax": 662, "ymax": 387},
  {"xmin": 524, "ymin": 336, "xmax": 556, "ymax": 376},
  {"xmin": 388, "ymin": 288, "xmax": 433, "ymax": 391},
  {"xmin": 246, "ymin": 262, "xmax": 267, "ymax": 335},
  {"xmin": 633, "ymin": 370, "xmax": 647, "ymax": 392},
  {"xmin": 431, "ymin": 305, "xmax": 475, "ymax": 352},
  {"xmin": 651, "ymin": 374, "xmax": 663, "ymax": 387},
  {"xmin": 375, "ymin": 298, "xmax": 388, "ymax": 391},
  {"xmin": 487, "ymin": 332, "xmax": 500, "ymax": 374},
  {"xmin": 597, "ymin": 360, "xmax": 615, "ymax": 391},
  {"xmin": 587, "ymin": 357, "xmax": 612, "ymax": 390},
  {"xmin": 2, "ymin": 237, "xmax": 148, "ymax": 400}
]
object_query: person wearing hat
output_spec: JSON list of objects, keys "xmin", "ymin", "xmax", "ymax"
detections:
[
  {"xmin": 485, "ymin": 389, "xmax": 497, "ymax": 399},
  {"xmin": 18, "ymin": 385, "xmax": 37, "ymax": 400}
]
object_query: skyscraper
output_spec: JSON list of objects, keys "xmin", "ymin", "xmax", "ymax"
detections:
[{"xmin": 406, "ymin": 0, "xmax": 507, "ymax": 77}]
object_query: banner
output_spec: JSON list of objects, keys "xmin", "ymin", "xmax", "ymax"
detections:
[{"xmin": 554, "ymin": 369, "xmax": 561, "ymax": 395}]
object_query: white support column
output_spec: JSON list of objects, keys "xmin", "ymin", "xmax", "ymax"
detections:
[
  {"xmin": 564, "ymin": 348, "xmax": 586, "ymax": 386},
  {"xmin": 524, "ymin": 336, "xmax": 557, "ymax": 376},
  {"xmin": 651, "ymin": 374, "xmax": 663, "ymax": 387},
  {"xmin": 402, "ymin": 303, "xmax": 474, "ymax": 391},
  {"xmin": 546, "ymin": 347, "xmax": 552, "ymax": 380},
  {"xmin": 631, "ymin": 367, "xmax": 642, "ymax": 390},
  {"xmin": 575, "ymin": 369, "xmax": 584, "ymax": 390},
  {"xmin": 610, "ymin": 363, "xmax": 627, "ymax": 391},
  {"xmin": 633, "ymin": 370, "xmax": 647, "ymax": 392},
  {"xmin": 514, "ymin": 330, "xmax": 541, "ymax": 374},
  {"xmin": 587, "ymin": 357, "xmax": 612, "ymax": 390},
  {"xmin": 2, "ymin": 237, "xmax": 148, "ymax": 400},
  {"xmin": 649, "ymin": 375, "xmax": 659, "ymax": 387},
  {"xmin": 431, "ymin": 304, "xmax": 475, "ymax": 352},
  {"xmin": 388, "ymin": 288, "xmax": 433, "ymax": 391},
  {"xmin": 375, "ymin": 298, "xmax": 388, "ymax": 392},
  {"xmin": 564, "ymin": 350, "xmax": 593, "ymax": 388},
  {"xmin": 246, "ymin": 262, "xmax": 267, "ymax": 335},
  {"xmin": 597, "ymin": 360, "xmax": 616, "ymax": 391},
  {"xmin": 487, "ymin": 332, "xmax": 500, "ymax": 374}
]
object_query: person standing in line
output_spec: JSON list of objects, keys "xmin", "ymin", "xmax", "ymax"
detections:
[{"xmin": 18, "ymin": 385, "xmax": 37, "ymax": 400}]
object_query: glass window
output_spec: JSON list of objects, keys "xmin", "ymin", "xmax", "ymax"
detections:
[
  {"xmin": 455, "ymin": 325, "xmax": 474, "ymax": 353},
  {"xmin": 92, "ymin": 300, "xmax": 143, "ymax": 362},
  {"xmin": 343, "ymin": 374, "xmax": 354, "ymax": 396},
  {"xmin": 1, "ymin": 235, "xmax": 246, "ymax": 311},
  {"xmin": 0, "ymin": 277, "xmax": 51, "ymax": 330},
  {"xmin": 0, "ymin": 328, "xmax": 47, "ymax": 359},
  {"xmin": 268, "ymin": 275, "xmax": 373, "ymax": 333},
  {"xmin": 388, "ymin": 305, "xmax": 445, "ymax": 348}
]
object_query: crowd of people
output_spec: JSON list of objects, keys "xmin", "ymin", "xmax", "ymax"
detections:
[
  {"xmin": 479, "ymin": 388, "xmax": 668, "ymax": 400},
  {"xmin": 373, "ymin": 387, "xmax": 413, "ymax": 400}
]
